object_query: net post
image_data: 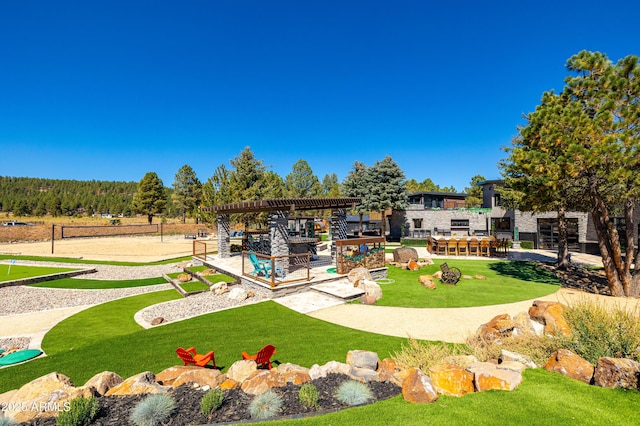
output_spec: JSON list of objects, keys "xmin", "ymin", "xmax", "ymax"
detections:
[{"xmin": 51, "ymin": 224, "xmax": 55, "ymax": 254}]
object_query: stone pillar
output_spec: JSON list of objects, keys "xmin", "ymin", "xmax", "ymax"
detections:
[
  {"xmin": 331, "ymin": 208, "xmax": 348, "ymax": 261},
  {"xmin": 217, "ymin": 214, "xmax": 231, "ymax": 258},
  {"xmin": 269, "ymin": 210, "xmax": 290, "ymax": 274}
]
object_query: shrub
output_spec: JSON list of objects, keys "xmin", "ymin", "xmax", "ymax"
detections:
[
  {"xmin": 520, "ymin": 241, "xmax": 534, "ymax": 249},
  {"xmin": 466, "ymin": 331, "xmax": 561, "ymax": 366},
  {"xmin": 392, "ymin": 338, "xmax": 470, "ymax": 373},
  {"xmin": 335, "ymin": 380, "xmax": 373, "ymax": 406},
  {"xmin": 400, "ymin": 238, "xmax": 428, "ymax": 247},
  {"xmin": 56, "ymin": 396, "xmax": 99, "ymax": 426},
  {"xmin": 298, "ymin": 383, "xmax": 319, "ymax": 409},
  {"xmin": 200, "ymin": 388, "xmax": 224, "ymax": 415},
  {"xmin": 248, "ymin": 390, "xmax": 283, "ymax": 420},
  {"xmin": 559, "ymin": 299, "xmax": 640, "ymax": 364},
  {"xmin": 129, "ymin": 393, "xmax": 176, "ymax": 426}
]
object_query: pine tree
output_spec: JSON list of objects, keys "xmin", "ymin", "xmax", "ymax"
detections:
[
  {"xmin": 342, "ymin": 161, "xmax": 369, "ymax": 236},
  {"xmin": 363, "ymin": 156, "xmax": 408, "ymax": 239},
  {"xmin": 172, "ymin": 164, "xmax": 202, "ymax": 223},
  {"xmin": 285, "ymin": 159, "xmax": 320, "ymax": 198},
  {"xmin": 132, "ymin": 172, "xmax": 167, "ymax": 224}
]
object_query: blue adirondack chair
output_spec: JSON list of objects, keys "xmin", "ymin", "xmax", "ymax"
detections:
[{"xmin": 248, "ymin": 251, "xmax": 272, "ymax": 278}]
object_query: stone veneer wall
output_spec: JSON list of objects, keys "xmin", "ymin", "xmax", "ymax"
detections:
[
  {"xmin": 401, "ymin": 210, "xmax": 490, "ymax": 236},
  {"xmin": 217, "ymin": 213, "xmax": 231, "ymax": 258},
  {"xmin": 269, "ymin": 210, "xmax": 290, "ymax": 273}
]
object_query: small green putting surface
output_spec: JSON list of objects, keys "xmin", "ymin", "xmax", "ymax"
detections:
[{"xmin": 0, "ymin": 349, "xmax": 43, "ymax": 366}]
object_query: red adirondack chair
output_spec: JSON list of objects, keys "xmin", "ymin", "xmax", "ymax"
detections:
[
  {"xmin": 176, "ymin": 346, "xmax": 216, "ymax": 368},
  {"xmin": 242, "ymin": 344, "xmax": 277, "ymax": 369}
]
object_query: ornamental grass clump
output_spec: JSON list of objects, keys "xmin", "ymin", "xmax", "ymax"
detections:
[
  {"xmin": 129, "ymin": 393, "xmax": 176, "ymax": 426},
  {"xmin": 200, "ymin": 388, "xmax": 225, "ymax": 415},
  {"xmin": 392, "ymin": 338, "xmax": 470, "ymax": 373},
  {"xmin": 0, "ymin": 418, "xmax": 17, "ymax": 426},
  {"xmin": 248, "ymin": 390, "xmax": 283, "ymax": 420},
  {"xmin": 466, "ymin": 330, "xmax": 560, "ymax": 366},
  {"xmin": 298, "ymin": 383, "xmax": 320, "ymax": 409},
  {"xmin": 560, "ymin": 299, "xmax": 640, "ymax": 364},
  {"xmin": 56, "ymin": 396, "xmax": 99, "ymax": 426},
  {"xmin": 335, "ymin": 380, "xmax": 373, "ymax": 406}
]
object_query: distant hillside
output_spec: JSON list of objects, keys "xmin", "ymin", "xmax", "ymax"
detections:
[{"xmin": 0, "ymin": 176, "xmax": 175, "ymax": 217}]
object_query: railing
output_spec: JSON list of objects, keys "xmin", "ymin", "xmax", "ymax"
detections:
[
  {"xmin": 193, "ymin": 240, "xmax": 218, "ymax": 260},
  {"xmin": 242, "ymin": 251, "xmax": 310, "ymax": 288},
  {"xmin": 335, "ymin": 237, "xmax": 386, "ymax": 274}
]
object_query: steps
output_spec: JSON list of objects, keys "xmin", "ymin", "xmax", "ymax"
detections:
[{"xmin": 274, "ymin": 278, "xmax": 365, "ymax": 314}]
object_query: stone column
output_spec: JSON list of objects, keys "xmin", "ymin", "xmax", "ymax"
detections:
[
  {"xmin": 331, "ymin": 208, "xmax": 348, "ymax": 261},
  {"xmin": 269, "ymin": 210, "xmax": 290, "ymax": 274},
  {"xmin": 217, "ymin": 214, "xmax": 231, "ymax": 258}
]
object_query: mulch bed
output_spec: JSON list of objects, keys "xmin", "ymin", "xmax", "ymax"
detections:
[
  {"xmin": 536, "ymin": 262, "xmax": 611, "ymax": 295},
  {"xmin": 23, "ymin": 374, "xmax": 401, "ymax": 425}
]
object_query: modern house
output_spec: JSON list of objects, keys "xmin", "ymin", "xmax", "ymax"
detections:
[{"xmin": 389, "ymin": 180, "xmax": 639, "ymax": 254}]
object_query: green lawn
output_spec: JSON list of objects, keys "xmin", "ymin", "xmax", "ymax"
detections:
[
  {"xmin": 29, "ymin": 276, "xmax": 168, "ymax": 289},
  {"xmin": 373, "ymin": 260, "xmax": 560, "ymax": 308},
  {"xmin": 179, "ymin": 281, "xmax": 210, "ymax": 292},
  {"xmin": 0, "ymin": 264, "xmax": 79, "ymax": 282},
  {"xmin": 0, "ymin": 254, "xmax": 192, "ymax": 266}
]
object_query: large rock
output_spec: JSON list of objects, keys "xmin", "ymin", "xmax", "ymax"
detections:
[
  {"xmin": 393, "ymin": 247, "xmax": 419, "ymax": 264},
  {"xmin": 309, "ymin": 361, "xmax": 351, "ymax": 380},
  {"xmin": 500, "ymin": 350, "xmax": 538, "ymax": 369},
  {"xmin": 593, "ymin": 357, "xmax": 640, "ymax": 389},
  {"xmin": 476, "ymin": 314, "xmax": 516, "ymax": 341},
  {"xmin": 544, "ymin": 349, "xmax": 594, "ymax": 384},
  {"xmin": 83, "ymin": 371, "xmax": 123, "ymax": 396},
  {"xmin": 105, "ymin": 372, "xmax": 170, "ymax": 396},
  {"xmin": 172, "ymin": 368, "xmax": 225, "ymax": 388},
  {"xmin": 512, "ymin": 311, "xmax": 544, "ymax": 336},
  {"xmin": 407, "ymin": 259, "xmax": 420, "ymax": 271},
  {"xmin": 401, "ymin": 368, "xmax": 439, "ymax": 404},
  {"xmin": 227, "ymin": 360, "xmax": 258, "ymax": 382},
  {"xmin": 274, "ymin": 363, "xmax": 311, "ymax": 385},
  {"xmin": 346, "ymin": 350, "xmax": 379, "ymax": 371},
  {"xmin": 227, "ymin": 287, "xmax": 248, "ymax": 302},
  {"xmin": 377, "ymin": 358, "xmax": 400, "ymax": 382},
  {"xmin": 466, "ymin": 362, "xmax": 522, "ymax": 392},
  {"xmin": 211, "ymin": 281, "xmax": 229, "ymax": 295},
  {"xmin": 358, "ymin": 280, "xmax": 383, "ymax": 301},
  {"xmin": 419, "ymin": 275, "xmax": 437, "ymax": 290},
  {"xmin": 241, "ymin": 370, "xmax": 286, "ymax": 395},
  {"xmin": 177, "ymin": 273, "xmax": 192, "ymax": 283},
  {"xmin": 528, "ymin": 300, "xmax": 571, "ymax": 337},
  {"xmin": 349, "ymin": 367, "xmax": 381, "ymax": 383},
  {"xmin": 156, "ymin": 365, "xmax": 201, "ymax": 386},
  {"xmin": 2, "ymin": 372, "xmax": 95, "ymax": 423},
  {"xmin": 428, "ymin": 364, "xmax": 475, "ymax": 397},
  {"xmin": 347, "ymin": 267, "xmax": 372, "ymax": 287}
]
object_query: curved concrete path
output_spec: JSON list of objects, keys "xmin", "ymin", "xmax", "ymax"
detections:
[{"xmin": 308, "ymin": 288, "xmax": 640, "ymax": 343}]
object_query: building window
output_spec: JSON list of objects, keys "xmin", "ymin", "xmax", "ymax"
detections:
[
  {"xmin": 491, "ymin": 217, "xmax": 511, "ymax": 231},
  {"xmin": 451, "ymin": 219, "xmax": 469, "ymax": 228},
  {"xmin": 413, "ymin": 218, "xmax": 423, "ymax": 229},
  {"xmin": 494, "ymin": 193, "xmax": 502, "ymax": 207}
]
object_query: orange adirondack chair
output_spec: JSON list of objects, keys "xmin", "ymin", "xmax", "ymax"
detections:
[
  {"xmin": 176, "ymin": 347, "xmax": 216, "ymax": 368},
  {"xmin": 242, "ymin": 344, "xmax": 277, "ymax": 369}
]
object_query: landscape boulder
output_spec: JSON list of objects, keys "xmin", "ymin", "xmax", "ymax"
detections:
[
  {"xmin": 500, "ymin": 349, "xmax": 538, "ymax": 369},
  {"xmin": 227, "ymin": 287, "xmax": 248, "ymax": 302},
  {"xmin": 150, "ymin": 317, "xmax": 165, "ymax": 326},
  {"xmin": 407, "ymin": 259, "xmax": 420, "ymax": 271},
  {"xmin": 593, "ymin": 357, "xmax": 640, "ymax": 389},
  {"xmin": 419, "ymin": 275, "xmax": 437, "ymax": 290},
  {"xmin": 401, "ymin": 368, "xmax": 439, "ymax": 404},
  {"xmin": 358, "ymin": 279, "xmax": 383, "ymax": 301},
  {"xmin": 377, "ymin": 358, "xmax": 400, "ymax": 382},
  {"xmin": 347, "ymin": 267, "xmax": 372, "ymax": 287},
  {"xmin": 226, "ymin": 360, "xmax": 258, "ymax": 383},
  {"xmin": 428, "ymin": 364, "xmax": 475, "ymax": 397},
  {"xmin": 528, "ymin": 300, "xmax": 571, "ymax": 337},
  {"xmin": 544, "ymin": 349, "xmax": 594, "ymax": 384},
  {"xmin": 476, "ymin": 314, "xmax": 516, "ymax": 341},
  {"xmin": 106, "ymin": 371, "xmax": 170, "ymax": 396},
  {"xmin": 171, "ymin": 368, "xmax": 225, "ymax": 389},
  {"xmin": 211, "ymin": 281, "xmax": 229, "ymax": 295},
  {"xmin": 346, "ymin": 350, "xmax": 379, "ymax": 371},
  {"xmin": 393, "ymin": 246, "xmax": 419, "ymax": 264},
  {"xmin": 241, "ymin": 370, "xmax": 286, "ymax": 395},
  {"xmin": 309, "ymin": 361, "xmax": 352, "ymax": 380},
  {"xmin": 274, "ymin": 363, "xmax": 311, "ymax": 385},
  {"xmin": 83, "ymin": 371, "xmax": 123, "ymax": 396},
  {"xmin": 466, "ymin": 362, "xmax": 522, "ymax": 392},
  {"xmin": 177, "ymin": 273, "xmax": 192, "ymax": 283}
]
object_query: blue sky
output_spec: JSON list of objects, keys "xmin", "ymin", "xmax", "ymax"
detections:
[{"xmin": 1, "ymin": 1, "xmax": 638, "ymax": 192}]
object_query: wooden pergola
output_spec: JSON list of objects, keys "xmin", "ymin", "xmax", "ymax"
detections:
[{"xmin": 206, "ymin": 197, "xmax": 362, "ymax": 258}]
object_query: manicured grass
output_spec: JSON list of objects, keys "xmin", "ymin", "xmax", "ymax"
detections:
[
  {"xmin": 0, "ymin": 295, "xmax": 407, "ymax": 393},
  {"xmin": 0, "ymin": 254, "xmax": 192, "ymax": 266},
  {"xmin": 200, "ymin": 273, "xmax": 236, "ymax": 284},
  {"xmin": 267, "ymin": 369, "xmax": 640, "ymax": 425},
  {"xmin": 179, "ymin": 281, "xmax": 210, "ymax": 292},
  {"xmin": 374, "ymin": 260, "xmax": 560, "ymax": 308},
  {"xmin": 29, "ymin": 276, "xmax": 168, "ymax": 289},
  {"xmin": 0, "ymin": 264, "xmax": 79, "ymax": 282}
]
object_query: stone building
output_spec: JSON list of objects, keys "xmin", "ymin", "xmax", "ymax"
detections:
[{"xmin": 389, "ymin": 180, "xmax": 639, "ymax": 254}]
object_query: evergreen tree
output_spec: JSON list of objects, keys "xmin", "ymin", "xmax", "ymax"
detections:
[
  {"xmin": 285, "ymin": 159, "xmax": 320, "ymax": 198},
  {"xmin": 172, "ymin": 164, "xmax": 202, "ymax": 223},
  {"xmin": 131, "ymin": 172, "xmax": 167, "ymax": 224},
  {"xmin": 321, "ymin": 173, "xmax": 342, "ymax": 198},
  {"xmin": 342, "ymin": 161, "xmax": 369, "ymax": 236},
  {"xmin": 363, "ymin": 156, "xmax": 408, "ymax": 239},
  {"xmin": 464, "ymin": 175, "xmax": 486, "ymax": 208}
]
